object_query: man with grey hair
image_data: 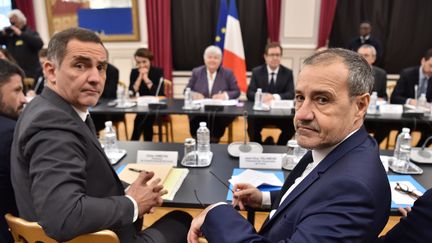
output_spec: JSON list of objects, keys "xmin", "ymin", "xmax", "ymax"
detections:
[
  {"xmin": 188, "ymin": 48, "xmax": 390, "ymax": 242},
  {"xmin": 11, "ymin": 27, "xmax": 191, "ymax": 243},
  {"xmin": 185, "ymin": 45, "xmax": 240, "ymax": 142},
  {"xmin": 0, "ymin": 9, "xmax": 43, "ymax": 80}
]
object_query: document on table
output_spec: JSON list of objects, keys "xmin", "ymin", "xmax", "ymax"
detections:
[{"xmin": 388, "ymin": 175, "xmax": 426, "ymax": 208}]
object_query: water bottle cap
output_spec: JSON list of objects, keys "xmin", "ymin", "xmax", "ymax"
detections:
[
  {"xmin": 371, "ymin": 91, "xmax": 377, "ymax": 96},
  {"xmin": 257, "ymin": 88, "xmax": 262, "ymax": 92},
  {"xmin": 287, "ymin": 140, "xmax": 298, "ymax": 147},
  {"xmin": 402, "ymin": 127, "xmax": 410, "ymax": 133},
  {"xmin": 199, "ymin": 122, "xmax": 207, "ymax": 127},
  {"xmin": 105, "ymin": 121, "xmax": 112, "ymax": 127}
]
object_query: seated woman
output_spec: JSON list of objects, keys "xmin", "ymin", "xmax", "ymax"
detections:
[
  {"xmin": 186, "ymin": 45, "xmax": 240, "ymax": 143},
  {"xmin": 129, "ymin": 48, "xmax": 164, "ymax": 141}
]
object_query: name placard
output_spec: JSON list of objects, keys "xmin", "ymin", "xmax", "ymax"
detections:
[
  {"xmin": 239, "ymin": 153, "xmax": 282, "ymax": 169},
  {"xmin": 137, "ymin": 150, "xmax": 178, "ymax": 166}
]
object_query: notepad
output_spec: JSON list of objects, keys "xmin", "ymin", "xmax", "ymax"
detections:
[
  {"xmin": 116, "ymin": 163, "xmax": 189, "ymax": 201},
  {"xmin": 388, "ymin": 175, "xmax": 426, "ymax": 209},
  {"xmin": 226, "ymin": 168, "xmax": 284, "ymax": 201}
]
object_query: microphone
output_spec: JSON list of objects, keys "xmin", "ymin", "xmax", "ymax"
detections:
[
  {"xmin": 155, "ymin": 77, "xmax": 164, "ymax": 97},
  {"xmin": 410, "ymin": 136, "xmax": 432, "ymax": 163},
  {"xmin": 227, "ymin": 111, "xmax": 263, "ymax": 157}
]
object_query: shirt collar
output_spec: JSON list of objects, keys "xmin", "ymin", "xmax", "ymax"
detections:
[
  {"xmin": 72, "ymin": 106, "xmax": 89, "ymax": 122},
  {"xmin": 206, "ymin": 68, "xmax": 217, "ymax": 80},
  {"xmin": 312, "ymin": 128, "xmax": 360, "ymax": 164},
  {"xmin": 267, "ymin": 65, "xmax": 279, "ymax": 76}
]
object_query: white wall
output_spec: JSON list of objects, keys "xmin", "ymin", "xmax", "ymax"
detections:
[{"xmin": 33, "ymin": 0, "xmax": 320, "ymax": 98}]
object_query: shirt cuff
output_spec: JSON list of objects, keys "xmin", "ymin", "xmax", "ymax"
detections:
[
  {"xmin": 209, "ymin": 202, "xmax": 228, "ymax": 211},
  {"xmin": 261, "ymin": 191, "xmax": 271, "ymax": 209},
  {"xmin": 125, "ymin": 195, "xmax": 139, "ymax": 222},
  {"xmin": 272, "ymin": 94, "xmax": 281, "ymax": 100}
]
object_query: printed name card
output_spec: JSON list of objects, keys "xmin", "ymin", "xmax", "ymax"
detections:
[
  {"xmin": 239, "ymin": 153, "xmax": 282, "ymax": 169},
  {"xmin": 137, "ymin": 150, "xmax": 178, "ymax": 166}
]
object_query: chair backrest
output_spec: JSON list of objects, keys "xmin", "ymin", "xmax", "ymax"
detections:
[
  {"xmin": 5, "ymin": 213, "xmax": 120, "ymax": 243},
  {"xmin": 164, "ymin": 79, "xmax": 173, "ymax": 98}
]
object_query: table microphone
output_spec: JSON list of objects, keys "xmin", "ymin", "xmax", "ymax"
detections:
[
  {"xmin": 410, "ymin": 136, "xmax": 432, "ymax": 163},
  {"xmin": 227, "ymin": 111, "xmax": 263, "ymax": 157}
]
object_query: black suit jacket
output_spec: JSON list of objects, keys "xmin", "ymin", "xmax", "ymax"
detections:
[
  {"xmin": 101, "ymin": 63, "xmax": 119, "ymax": 99},
  {"xmin": 390, "ymin": 66, "xmax": 432, "ymax": 104},
  {"xmin": 347, "ymin": 36, "xmax": 382, "ymax": 60},
  {"xmin": 378, "ymin": 189, "xmax": 432, "ymax": 243},
  {"xmin": 11, "ymin": 88, "xmax": 142, "ymax": 242},
  {"xmin": 372, "ymin": 66, "xmax": 388, "ymax": 100},
  {"xmin": 129, "ymin": 67, "xmax": 164, "ymax": 96},
  {"xmin": 247, "ymin": 64, "xmax": 294, "ymax": 101},
  {"xmin": 0, "ymin": 115, "xmax": 18, "ymax": 243}
]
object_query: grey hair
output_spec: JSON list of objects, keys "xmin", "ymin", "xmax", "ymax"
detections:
[
  {"xmin": 203, "ymin": 45, "xmax": 222, "ymax": 59},
  {"xmin": 8, "ymin": 9, "xmax": 27, "ymax": 25},
  {"xmin": 358, "ymin": 44, "xmax": 377, "ymax": 57},
  {"xmin": 303, "ymin": 48, "xmax": 374, "ymax": 96}
]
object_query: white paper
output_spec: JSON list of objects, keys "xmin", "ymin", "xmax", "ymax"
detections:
[
  {"xmin": 136, "ymin": 150, "xmax": 178, "ymax": 166},
  {"xmin": 390, "ymin": 181, "xmax": 423, "ymax": 205},
  {"xmin": 379, "ymin": 104, "xmax": 403, "ymax": 114},
  {"xmin": 136, "ymin": 96, "xmax": 160, "ymax": 106},
  {"xmin": 192, "ymin": 99, "xmax": 238, "ymax": 106},
  {"xmin": 229, "ymin": 169, "xmax": 283, "ymax": 188},
  {"xmin": 379, "ymin": 155, "xmax": 390, "ymax": 173},
  {"xmin": 271, "ymin": 100, "xmax": 294, "ymax": 110},
  {"xmin": 239, "ymin": 153, "xmax": 282, "ymax": 169}
]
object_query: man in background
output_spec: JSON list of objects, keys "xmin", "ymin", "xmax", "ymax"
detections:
[
  {"xmin": 347, "ymin": 21, "xmax": 382, "ymax": 63},
  {"xmin": 0, "ymin": 9, "xmax": 43, "ymax": 80},
  {"xmin": 246, "ymin": 42, "xmax": 295, "ymax": 145},
  {"xmin": 0, "ymin": 59, "xmax": 27, "ymax": 243}
]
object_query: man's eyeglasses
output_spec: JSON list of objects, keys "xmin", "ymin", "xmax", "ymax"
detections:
[
  {"xmin": 194, "ymin": 171, "xmax": 235, "ymax": 208},
  {"xmin": 394, "ymin": 182, "xmax": 421, "ymax": 199},
  {"xmin": 266, "ymin": 53, "xmax": 281, "ymax": 58}
]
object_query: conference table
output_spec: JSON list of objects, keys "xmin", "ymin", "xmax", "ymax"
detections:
[
  {"xmin": 115, "ymin": 141, "xmax": 432, "ymax": 219},
  {"xmin": 92, "ymin": 98, "xmax": 432, "ymax": 142}
]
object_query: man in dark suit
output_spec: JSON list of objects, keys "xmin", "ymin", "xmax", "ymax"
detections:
[
  {"xmin": 186, "ymin": 45, "xmax": 240, "ymax": 142},
  {"xmin": 390, "ymin": 48, "xmax": 432, "ymax": 146},
  {"xmin": 247, "ymin": 42, "xmax": 295, "ymax": 145},
  {"xmin": 347, "ymin": 21, "xmax": 382, "ymax": 64},
  {"xmin": 0, "ymin": 59, "xmax": 27, "ymax": 243},
  {"xmin": 188, "ymin": 49, "xmax": 390, "ymax": 242},
  {"xmin": 10, "ymin": 28, "xmax": 191, "ymax": 243},
  {"xmin": 378, "ymin": 188, "xmax": 432, "ymax": 243},
  {"xmin": 358, "ymin": 44, "xmax": 390, "ymax": 145}
]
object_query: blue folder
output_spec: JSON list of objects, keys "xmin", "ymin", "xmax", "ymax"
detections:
[
  {"xmin": 226, "ymin": 168, "xmax": 284, "ymax": 201},
  {"xmin": 388, "ymin": 175, "xmax": 426, "ymax": 209}
]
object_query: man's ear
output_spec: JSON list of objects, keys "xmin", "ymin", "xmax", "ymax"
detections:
[
  {"xmin": 356, "ymin": 93, "xmax": 370, "ymax": 117},
  {"xmin": 43, "ymin": 60, "xmax": 56, "ymax": 85}
]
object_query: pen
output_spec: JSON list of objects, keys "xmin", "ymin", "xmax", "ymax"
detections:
[{"xmin": 129, "ymin": 168, "xmax": 145, "ymax": 173}]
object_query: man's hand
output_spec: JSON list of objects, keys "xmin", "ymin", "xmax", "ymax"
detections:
[
  {"xmin": 192, "ymin": 92, "xmax": 204, "ymax": 100},
  {"xmin": 10, "ymin": 25, "xmax": 22, "ymax": 36},
  {"xmin": 232, "ymin": 183, "xmax": 263, "ymax": 210},
  {"xmin": 126, "ymin": 171, "xmax": 167, "ymax": 216},
  {"xmin": 212, "ymin": 92, "xmax": 226, "ymax": 100},
  {"xmin": 398, "ymin": 206, "xmax": 412, "ymax": 217},
  {"xmin": 187, "ymin": 205, "xmax": 214, "ymax": 243},
  {"xmin": 262, "ymin": 93, "xmax": 275, "ymax": 104}
]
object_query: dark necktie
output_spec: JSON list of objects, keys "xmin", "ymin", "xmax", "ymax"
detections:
[
  {"xmin": 85, "ymin": 114, "xmax": 97, "ymax": 136},
  {"xmin": 268, "ymin": 72, "xmax": 276, "ymax": 93},
  {"xmin": 271, "ymin": 151, "xmax": 313, "ymax": 209}
]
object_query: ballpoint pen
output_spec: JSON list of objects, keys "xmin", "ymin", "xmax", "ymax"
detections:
[{"xmin": 129, "ymin": 168, "xmax": 146, "ymax": 173}]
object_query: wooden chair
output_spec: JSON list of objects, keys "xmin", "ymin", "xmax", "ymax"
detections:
[
  {"xmin": 5, "ymin": 213, "xmax": 119, "ymax": 243},
  {"xmin": 153, "ymin": 79, "xmax": 174, "ymax": 142}
]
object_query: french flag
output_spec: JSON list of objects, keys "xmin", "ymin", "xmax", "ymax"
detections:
[{"xmin": 216, "ymin": 0, "xmax": 247, "ymax": 93}]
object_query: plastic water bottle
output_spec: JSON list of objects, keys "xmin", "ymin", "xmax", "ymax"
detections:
[
  {"xmin": 103, "ymin": 121, "xmax": 118, "ymax": 153},
  {"xmin": 393, "ymin": 127, "xmax": 411, "ymax": 172},
  {"xmin": 282, "ymin": 140, "xmax": 306, "ymax": 170},
  {"xmin": 197, "ymin": 122, "xmax": 210, "ymax": 153},
  {"xmin": 368, "ymin": 91, "xmax": 378, "ymax": 114},
  {"xmin": 184, "ymin": 87, "xmax": 192, "ymax": 108},
  {"xmin": 417, "ymin": 93, "xmax": 427, "ymax": 111},
  {"xmin": 254, "ymin": 88, "xmax": 263, "ymax": 108},
  {"xmin": 393, "ymin": 127, "xmax": 410, "ymax": 160}
]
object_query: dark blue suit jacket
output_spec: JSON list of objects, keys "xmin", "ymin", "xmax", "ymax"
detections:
[
  {"xmin": 202, "ymin": 127, "xmax": 391, "ymax": 242},
  {"xmin": 246, "ymin": 64, "xmax": 294, "ymax": 101},
  {"xmin": 186, "ymin": 65, "xmax": 240, "ymax": 99},
  {"xmin": 0, "ymin": 115, "xmax": 18, "ymax": 243},
  {"xmin": 378, "ymin": 189, "xmax": 432, "ymax": 243},
  {"xmin": 390, "ymin": 66, "xmax": 432, "ymax": 104}
]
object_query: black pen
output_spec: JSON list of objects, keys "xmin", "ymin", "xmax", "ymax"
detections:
[{"xmin": 129, "ymin": 168, "xmax": 145, "ymax": 173}]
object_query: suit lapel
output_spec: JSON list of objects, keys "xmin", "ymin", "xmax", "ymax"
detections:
[
  {"xmin": 260, "ymin": 127, "xmax": 370, "ymax": 232},
  {"xmin": 260, "ymin": 67, "xmax": 269, "ymax": 91},
  {"xmin": 201, "ymin": 68, "xmax": 210, "ymax": 97}
]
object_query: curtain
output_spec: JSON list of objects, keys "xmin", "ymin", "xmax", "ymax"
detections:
[
  {"xmin": 146, "ymin": 0, "xmax": 173, "ymax": 93},
  {"xmin": 12, "ymin": 0, "xmax": 36, "ymax": 30},
  {"xmin": 171, "ymin": 0, "xmax": 267, "ymax": 71},
  {"xmin": 265, "ymin": 0, "xmax": 281, "ymax": 42},
  {"xmin": 317, "ymin": 0, "xmax": 337, "ymax": 48},
  {"xmin": 329, "ymin": 0, "xmax": 432, "ymax": 73}
]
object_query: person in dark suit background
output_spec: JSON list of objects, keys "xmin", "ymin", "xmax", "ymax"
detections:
[
  {"xmin": 0, "ymin": 59, "xmax": 27, "ymax": 243},
  {"xmin": 347, "ymin": 21, "xmax": 382, "ymax": 64},
  {"xmin": 390, "ymin": 48, "xmax": 432, "ymax": 146},
  {"xmin": 188, "ymin": 49, "xmax": 390, "ymax": 243},
  {"xmin": 129, "ymin": 48, "xmax": 164, "ymax": 141},
  {"xmin": 247, "ymin": 42, "xmax": 295, "ymax": 145},
  {"xmin": 377, "ymin": 188, "xmax": 432, "ymax": 243},
  {"xmin": 0, "ymin": 9, "xmax": 43, "ymax": 80},
  {"xmin": 358, "ymin": 44, "xmax": 390, "ymax": 145},
  {"xmin": 10, "ymin": 27, "xmax": 191, "ymax": 243},
  {"xmin": 185, "ymin": 45, "xmax": 240, "ymax": 143}
]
